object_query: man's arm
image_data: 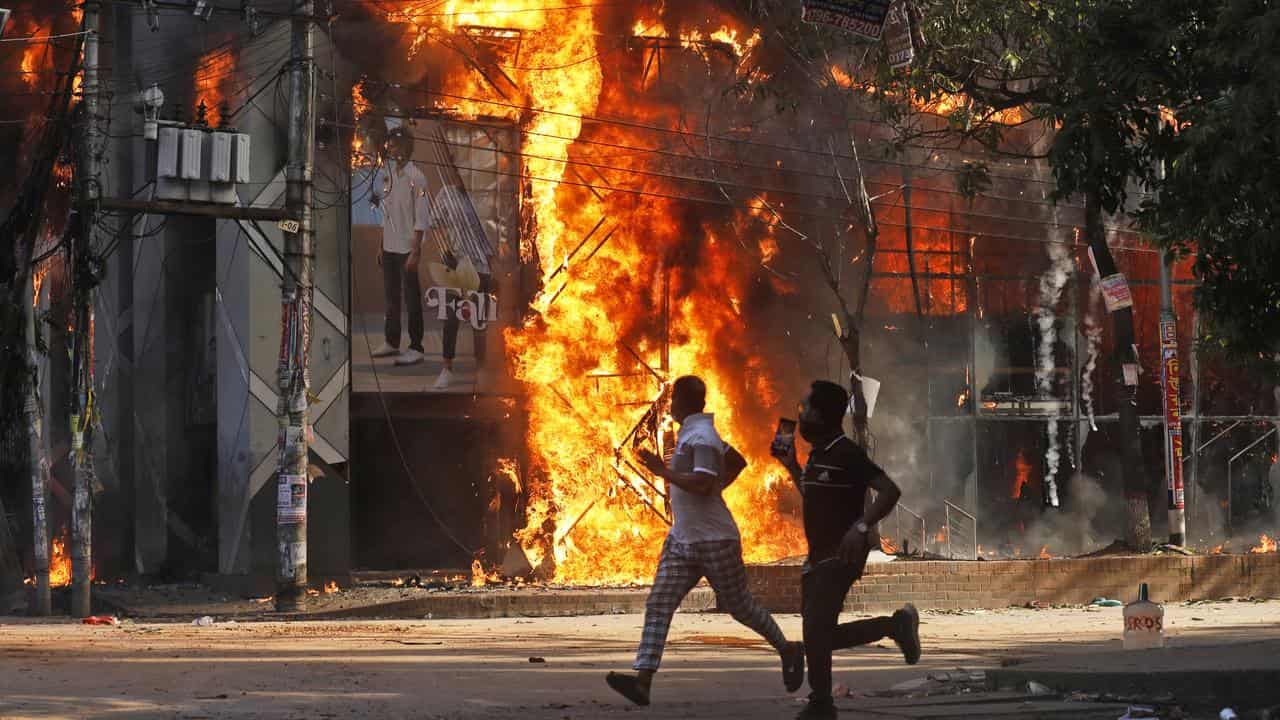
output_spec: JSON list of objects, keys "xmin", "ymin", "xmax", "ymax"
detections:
[
  {"xmin": 406, "ymin": 229, "xmax": 426, "ymax": 268},
  {"xmin": 661, "ymin": 468, "xmax": 718, "ymax": 496},
  {"xmin": 408, "ymin": 174, "xmax": 430, "ymax": 268},
  {"xmin": 769, "ymin": 438, "xmax": 803, "ymax": 489},
  {"xmin": 836, "ymin": 470, "xmax": 901, "ymax": 563},
  {"xmin": 861, "ymin": 471, "xmax": 902, "ymax": 527},
  {"xmin": 637, "ymin": 448, "xmax": 718, "ymax": 496}
]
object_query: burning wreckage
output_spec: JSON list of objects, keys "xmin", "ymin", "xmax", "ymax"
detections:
[{"xmin": 0, "ymin": 0, "xmax": 1276, "ymax": 608}]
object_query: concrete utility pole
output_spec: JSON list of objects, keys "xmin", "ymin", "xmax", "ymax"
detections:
[
  {"xmin": 275, "ymin": 0, "xmax": 316, "ymax": 612},
  {"xmin": 1159, "ymin": 252, "xmax": 1186, "ymax": 546},
  {"xmin": 71, "ymin": 0, "xmax": 103, "ymax": 618}
]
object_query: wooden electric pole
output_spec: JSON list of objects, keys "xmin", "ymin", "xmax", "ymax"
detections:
[{"xmin": 275, "ymin": 0, "xmax": 316, "ymax": 612}]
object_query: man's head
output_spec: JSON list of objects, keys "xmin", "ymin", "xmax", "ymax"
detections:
[
  {"xmin": 799, "ymin": 380, "xmax": 847, "ymax": 443},
  {"xmin": 670, "ymin": 375, "xmax": 707, "ymax": 423},
  {"xmin": 385, "ymin": 127, "xmax": 413, "ymax": 164}
]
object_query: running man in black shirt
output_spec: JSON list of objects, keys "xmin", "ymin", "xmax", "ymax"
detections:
[{"xmin": 772, "ymin": 380, "xmax": 922, "ymax": 719}]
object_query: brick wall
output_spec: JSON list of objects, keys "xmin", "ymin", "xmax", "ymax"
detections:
[{"xmin": 746, "ymin": 555, "xmax": 1280, "ymax": 614}]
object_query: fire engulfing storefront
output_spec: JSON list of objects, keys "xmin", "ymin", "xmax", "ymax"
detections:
[
  {"xmin": 4, "ymin": 1, "xmax": 1276, "ymax": 598},
  {"xmin": 336, "ymin": 0, "xmax": 1278, "ymax": 586}
]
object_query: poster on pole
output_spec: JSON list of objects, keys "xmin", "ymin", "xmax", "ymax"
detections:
[
  {"xmin": 802, "ymin": 0, "xmax": 893, "ymax": 40},
  {"xmin": 1160, "ymin": 318, "xmax": 1185, "ymax": 509},
  {"xmin": 1100, "ymin": 273, "xmax": 1133, "ymax": 313},
  {"xmin": 277, "ymin": 473, "xmax": 307, "ymax": 525},
  {"xmin": 884, "ymin": 0, "xmax": 916, "ymax": 69}
]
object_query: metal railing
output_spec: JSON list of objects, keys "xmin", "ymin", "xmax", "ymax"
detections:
[
  {"xmin": 944, "ymin": 500, "xmax": 978, "ymax": 560},
  {"xmin": 892, "ymin": 503, "xmax": 926, "ymax": 555},
  {"xmin": 1225, "ymin": 427, "xmax": 1277, "ymax": 536}
]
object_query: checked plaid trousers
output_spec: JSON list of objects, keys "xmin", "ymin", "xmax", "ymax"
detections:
[{"xmin": 633, "ymin": 537, "xmax": 788, "ymax": 671}]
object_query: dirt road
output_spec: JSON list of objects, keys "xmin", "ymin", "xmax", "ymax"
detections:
[{"xmin": 2, "ymin": 602, "xmax": 1277, "ymax": 719}]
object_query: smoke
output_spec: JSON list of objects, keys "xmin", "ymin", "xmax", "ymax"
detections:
[
  {"xmin": 1033, "ymin": 230, "xmax": 1073, "ymax": 507},
  {"xmin": 1081, "ymin": 273, "xmax": 1102, "ymax": 431},
  {"xmin": 1018, "ymin": 472, "xmax": 1113, "ymax": 555}
]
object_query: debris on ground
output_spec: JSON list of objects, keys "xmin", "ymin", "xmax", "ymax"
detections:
[
  {"xmin": 1219, "ymin": 710, "xmax": 1239, "ymax": 720},
  {"xmin": 81, "ymin": 615, "xmax": 119, "ymax": 626},
  {"xmin": 1091, "ymin": 597, "xmax": 1124, "ymax": 607},
  {"xmin": 1118, "ymin": 705, "xmax": 1159, "ymax": 719},
  {"xmin": 528, "ymin": 656, "xmax": 546, "ymax": 663},
  {"xmin": 193, "ymin": 616, "xmax": 215, "ymax": 627},
  {"xmin": 1026, "ymin": 680, "xmax": 1054, "ymax": 696}
]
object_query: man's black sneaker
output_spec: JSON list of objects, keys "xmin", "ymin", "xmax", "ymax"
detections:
[
  {"xmin": 781, "ymin": 641, "xmax": 805, "ymax": 692},
  {"xmin": 893, "ymin": 603, "xmax": 921, "ymax": 665},
  {"xmin": 605, "ymin": 672, "xmax": 651, "ymax": 706},
  {"xmin": 795, "ymin": 696, "xmax": 838, "ymax": 719}
]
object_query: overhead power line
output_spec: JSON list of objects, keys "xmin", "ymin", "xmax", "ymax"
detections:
[{"xmin": 336, "ymin": 120, "xmax": 1145, "ymax": 240}]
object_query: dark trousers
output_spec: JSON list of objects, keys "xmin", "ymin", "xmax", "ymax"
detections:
[
  {"xmin": 382, "ymin": 251, "xmax": 423, "ymax": 352},
  {"xmin": 802, "ymin": 555, "xmax": 896, "ymax": 701},
  {"xmin": 442, "ymin": 273, "xmax": 491, "ymax": 363}
]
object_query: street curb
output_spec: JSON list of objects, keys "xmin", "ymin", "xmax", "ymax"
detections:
[
  {"xmin": 291, "ymin": 586, "xmax": 717, "ymax": 620},
  {"xmin": 93, "ymin": 587, "xmax": 718, "ymax": 621},
  {"xmin": 987, "ymin": 667, "xmax": 1280, "ymax": 709}
]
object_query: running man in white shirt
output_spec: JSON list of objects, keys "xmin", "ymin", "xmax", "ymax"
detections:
[
  {"xmin": 369, "ymin": 129, "xmax": 429, "ymax": 366},
  {"xmin": 606, "ymin": 375, "xmax": 805, "ymax": 707}
]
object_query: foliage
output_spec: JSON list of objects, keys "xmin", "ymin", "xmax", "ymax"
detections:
[
  {"xmin": 740, "ymin": 0, "xmax": 1279, "ymax": 375},
  {"xmin": 1135, "ymin": 1, "xmax": 1280, "ymax": 368}
]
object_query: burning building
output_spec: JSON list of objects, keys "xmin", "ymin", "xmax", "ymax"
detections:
[{"xmin": 2, "ymin": 0, "xmax": 1276, "ymax": 598}]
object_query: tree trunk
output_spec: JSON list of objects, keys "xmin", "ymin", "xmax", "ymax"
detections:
[{"xmin": 1084, "ymin": 192, "xmax": 1151, "ymax": 550}]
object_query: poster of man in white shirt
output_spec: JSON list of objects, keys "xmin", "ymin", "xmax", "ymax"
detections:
[
  {"xmin": 351, "ymin": 118, "xmax": 518, "ymax": 397},
  {"xmin": 369, "ymin": 127, "xmax": 430, "ymax": 367}
]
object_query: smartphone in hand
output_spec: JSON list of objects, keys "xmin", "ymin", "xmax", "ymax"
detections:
[{"xmin": 771, "ymin": 417, "xmax": 797, "ymax": 459}]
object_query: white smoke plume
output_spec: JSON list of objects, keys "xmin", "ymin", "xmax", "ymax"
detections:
[
  {"xmin": 1034, "ymin": 225, "xmax": 1074, "ymax": 508},
  {"xmin": 1081, "ymin": 273, "xmax": 1103, "ymax": 431}
]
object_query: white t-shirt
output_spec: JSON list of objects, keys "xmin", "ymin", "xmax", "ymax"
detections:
[
  {"xmin": 380, "ymin": 161, "xmax": 429, "ymax": 254},
  {"xmin": 667, "ymin": 413, "xmax": 740, "ymax": 544}
]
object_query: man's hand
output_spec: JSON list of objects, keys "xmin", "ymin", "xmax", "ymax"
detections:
[
  {"xmin": 770, "ymin": 437, "xmax": 800, "ymax": 483},
  {"xmin": 837, "ymin": 525, "xmax": 869, "ymax": 565},
  {"xmin": 406, "ymin": 248, "xmax": 420, "ymax": 271},
  {"xmin": 377, "ymin": 250, "xmax": 383, "ymax": 267},
  {"xmin": 769, "ymin": 436, "xmax": 796, "ymax": 465},
  {"xmin": 636, "ymin": 449, "xmax": 667, "ymax": 477}
]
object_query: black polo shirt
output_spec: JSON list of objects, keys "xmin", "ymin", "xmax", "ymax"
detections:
[{"xmin": 801, "ymin": 434, "xmax": 884, "ymax": 561}]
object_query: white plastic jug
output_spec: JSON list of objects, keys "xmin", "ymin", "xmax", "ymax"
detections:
[{"xmin": 1123, "ymin": 583, "xmax": 1165, "ymax": 649}]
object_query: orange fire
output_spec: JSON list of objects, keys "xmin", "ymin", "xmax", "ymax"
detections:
[
  {"xmin": 193, "ymin": 47, "xmax": 237, "ymax": 126},
  {"xmin": 32, "ymin": 262, "xmax": 50, "ymax": 307},
  {"xmin": 833, "ymin": 66, "xmax": 1025, "ymax": 125},
  {"xmin": 49, "ymin": 534, "xmax": 71, "ymax": 587},
  {"xmin": 351, "ymin": 79, "xmax": 372, "ymax": 168},
  {"xmin": 934, "ymin": 527, "xmax": 947, "ymax": 544},
  {"xmin": 470, "ymin": 556, "xmax": 502, "ymax": 587},
  {"xmin": 1250, "ymin": 534, "xmax": 1277, "ymax": 554},
  {"xmin": 1038, "ymin": 546, "xmax": 1052, "ymax": 559},
  {"xmin": 1012, "ymin": 449, "xmax": 1031, "ymax": 500},
  {"xmin": 323, "ymin": 581, "xmax": 339, "ymax": 594},
  {"xmin": 20, "ymin": 37, "xmax": 43, "ymax": 89},
  {"xmin": 390, "ymin": 2, "xmax": 871, "ymax": 584},
  {"xmin": 880, "ymin": 536, "xmax": 898, "ymax": 554},
  {"xmin": 1210, "ymin": 544, "xmax": 1225, "ymax": 555}
]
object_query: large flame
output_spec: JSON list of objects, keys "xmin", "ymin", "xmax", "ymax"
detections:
[
  {"xmin": 1012, "ymin": 449, "xmax": 1031, "ymax": 500},
  {"xmin": 193, "ymin": 47, "xmax": 237, "ymax": 126},
  {"xmin": 49, "ymin": 534, "xmax": 71, "ymax": 587},
  {"xmin": 396, "ymin": 3, "xmax": 818, "ymax": 584},
  {"xmin": 1251, "ymin": 534, "xmax": 1277, "ymax": 554}
]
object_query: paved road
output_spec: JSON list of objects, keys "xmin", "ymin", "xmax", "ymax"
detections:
[{"xmin": 1, "ymin": 602, "xmax": 1277, "ymax": 719}]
